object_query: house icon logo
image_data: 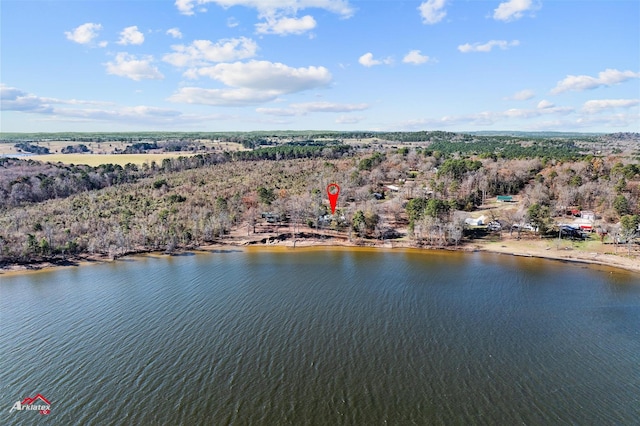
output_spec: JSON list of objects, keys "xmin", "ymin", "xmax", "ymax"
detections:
[{"xmin": 9, "ymin": 393, "xmax": 51, "ymax": 415}]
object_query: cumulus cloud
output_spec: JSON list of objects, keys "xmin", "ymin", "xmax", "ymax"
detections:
[
  {"xmin": 256, "ymin": 15, "xmax": 316, "ymax": 35},
  {"xmin": 537, "ymin": 100, "xmax": 554, "ymax": 109},
  {"xmin": 1, "ymin": 84, "xmax": 114, "ymax": 113},
  {"xmin": 117, "ymin": 26, "xmax": 145, "ymax": 45},
  {"xmin": 493, "ymin": 0, "xmax": 539, "ymax": 22},
  {"xmin": 176, "ymin": 0, "xmax": 352, "ymax": 37},
  {"xmin": 418, "ymin": 0, "xmax": 448, "ymax": 24},
  {"xmin": 166, "ymin": 27, "xmax": 183, "ymax": 39},
  {"xmin": 359, "ymin": 52, "xmax": 393, "ymax": 67},
  {"xmin": 458, "ymin": 40, "xmax": 520, "ymax": 53},
  {"xmin": 168, "ymin": 87, "xmax": 281, "ymax": 106},
  {"xmin": 0, "ymin": 84, "xmax": 229, "ymax": 126},
  {"xmin": 0, "ymin": 84, "xmax": 53, "ymax": 113},
  {"xmin": 582, "ymin": 99, "xmax": 639, "ymax": 113},
  {"xmin": 551, "ymin": 69, "xmax": 640, "ymax": 94},
  {"xmin": 402, "ymin": 50, "xmax": 430, "ymax": 65},
  {"xmin": 175, "ymin": 0, "xmax": 354, "ymax": 18},
  {"xmin": 169, "ymin": 60, "xmax": 332, "ymax": 106},
  {"xmin": 185, "ymin": 60, "xmax": 331, "ymax": 92},
  {"xmin": 105, "ymin": 53, "xmax": 164, "ymax": 81},
  {"xmin": 163, "ymin": 37, "xmax": 258, "ymax": 67},
  {"xmin": 65, "ymin": 23, "xmax": 104, "ymax": 45},
  {"xmin": 504, "ymin": 89, "xmax": 535, "ymax": 101}
]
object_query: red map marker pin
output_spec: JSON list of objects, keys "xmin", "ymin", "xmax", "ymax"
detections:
[{"xmin": 327, "ymin": 183, "xmax": 340, "ymax": 214}]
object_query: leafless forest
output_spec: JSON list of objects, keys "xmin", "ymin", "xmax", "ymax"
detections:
[{"xmin": 0, "ymin": 131, "xmax": 638, "ymax": 266}]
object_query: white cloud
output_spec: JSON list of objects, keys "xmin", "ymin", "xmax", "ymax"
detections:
[
  {"xmin": 418, "ymin": 0, "xmax": 448, "ymax": 24},
  {"xmin": 176, "ymin": 1, "xmax": 353, "ymax": 37},
  {"xmin": 403, "ymin": 50, "xmax": 430, "ymax": 65},
  {"xmin": 163, "ymin": 37, "xmax": 258, "ymax": 67},
  {"xmin": 64, "ymin": 23, "xmax": 104, "ymax": 45},
  {"xmin": 493, "ymin": 0, "xmax": 538, "ymax": 22},
  {"xmin": 504, "ymin": 89, "xmax": 535, "ymax": 101},
  {"xmin": 117, "ymin": 26, "xmax": 145, "ymax": 45},
  {"xmin": 166, "ymin": 28, "xmax": 183, "ymax": 39},
  {"xmin": 168, "ymin": 87, "xmax": 281, "ymax": 106},
  {"xmin": 0, "ymin": 84, "xmax": 53, "ymax": 113},
  {"xmin": 175, "ymin": 0, "xmax": 354, "ymax": 18},
  {"xmin": 185, "ymin": 60, "xmax": 332, "ymax": 93},
  {"xmin": 227, "ymin": 17, "xmax": 240, "ymax": 28},
  {"xmin": 105, "ymin": 53, "xmax": 164, "ymax": 81},
  {"xmin": 0, "ymin": 85, "xmax": 234, "ymax": 127},
  {"xmin": 359, "ymin": 52, "xmax": 392, "ymax": 67},
  {"xmin": 1, "ymin": 84, "xmax": 116, "ymax": 113},
  {"xmin": 537, "ymin": 100, "xmax": 554, "ymax": 109},
  {"xmin": 256, "ymin": 15, "xmax": 316, "ymax": 35},
  {"xmin": 582, "ymin": 99, "xmax": 639, "ymax": 113},
  {"xmin": 458, "ymin": 40, "xmax": 520, "ymax": 53},
  {"xmin": 169, "ymin": 60, "xmax": 331, "ymax": 107},
  {"xmin": 359, "ymin": 53, "xmax": 379, "ymax": 67},
  {"xmin": 551, "ymin": 69, "xmax": 640, "ymax": 94}
]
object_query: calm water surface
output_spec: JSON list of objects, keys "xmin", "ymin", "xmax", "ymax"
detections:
[{"xmin": 1, "ymin": 249, "xmax": 639, "ymax": 425}]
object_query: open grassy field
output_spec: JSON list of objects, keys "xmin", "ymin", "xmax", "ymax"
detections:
[
  {"xmin": 29, "ymin": 153, "xmax": 198, "ymax": 167},
  {"xmin": 1, "ymin": 139, "xmax": 250, "ymax": 166},
  {"xmin": 0, "ymin": 140, "xmax": 247, "ymax": 156}
]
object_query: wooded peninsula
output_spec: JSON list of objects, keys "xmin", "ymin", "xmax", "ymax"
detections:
[{"xmin": 1, "ymin": 131, "xmax": 638, "ymax": 273}]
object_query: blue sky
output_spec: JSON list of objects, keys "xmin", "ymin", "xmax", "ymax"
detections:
[{"xmin": 1, "ymin": 0, "xmax": 638, "ymax": 133}]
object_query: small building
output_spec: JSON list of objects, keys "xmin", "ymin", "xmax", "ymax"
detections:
[
  {"xmin": 579, "ymin": 224, "xmax": 593, "ymax": 232},
  {"xmin": 496, "ymin": 195, "xmax": 513, "ymax": 202},
  {"xmin": 385, "ymin": 185, "xmax": 400, "ymax": 192},
  {"xmin": 465, "ymin": 215, "xmax": 487, "ymax": 226}
]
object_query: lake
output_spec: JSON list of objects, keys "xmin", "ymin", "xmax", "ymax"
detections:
[{"xmin": 1, "ymin": 248, "xmax": 639, "ymax": 425}]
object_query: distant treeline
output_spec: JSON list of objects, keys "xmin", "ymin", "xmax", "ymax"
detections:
[
  {"xmin": 425, "ymin": 138, "xmax": 584, "ymax": 160},
  {"xmin": 14, "ymin": 142, "xmax": 50, "ymax": 155},
  {"xmin": 5, "ymin": 130, "xmax": 635, "ymax": 144},
  {"xmin": 232, "ymin": 143, "xmax": 352, "ymax": 160}
]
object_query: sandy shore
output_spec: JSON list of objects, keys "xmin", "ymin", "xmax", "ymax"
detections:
[{"xmin": 2, "ymin": 230, "xmax": 638, "ymax": 276}]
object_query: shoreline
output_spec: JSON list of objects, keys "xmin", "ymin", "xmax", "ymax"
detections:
[{"xmin": 2, "ymin": 232, "xmax": 639, "ymax": 276}]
